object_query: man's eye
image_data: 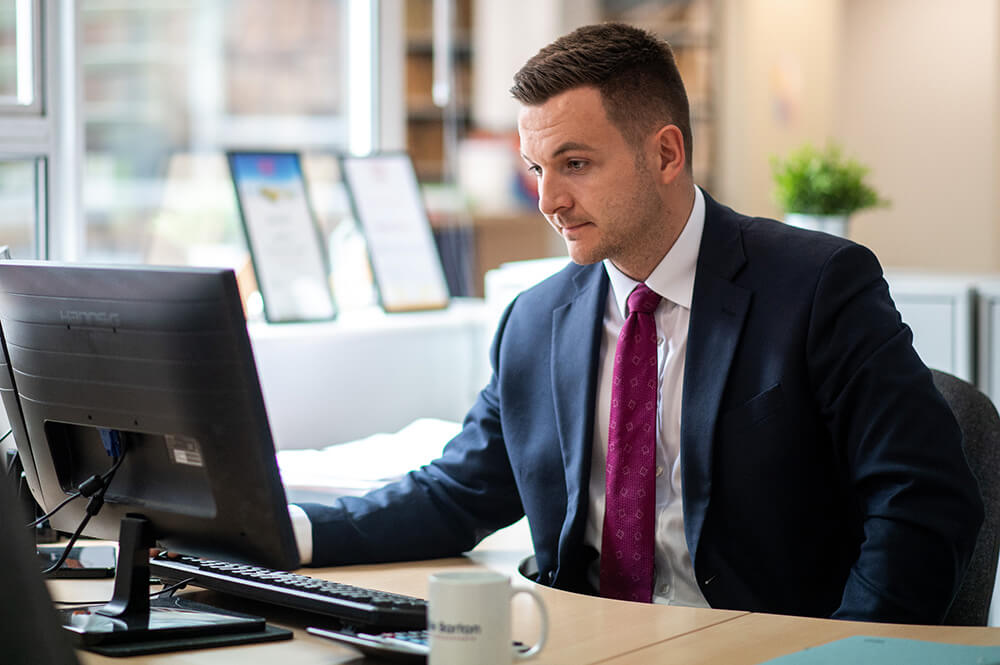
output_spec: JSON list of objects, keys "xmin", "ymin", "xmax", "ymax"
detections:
[
  {"xmin": 527, "ymin": 165, "xmax": 542, "ymax": 176},
  {"xmin": 567, "ymin": 160, "xmax": 586, "ymax": 171}
]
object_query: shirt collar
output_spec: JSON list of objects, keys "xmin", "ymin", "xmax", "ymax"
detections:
[{"xmin": 605, "ymin": 185, "xmax": 705, "ymax": 317}]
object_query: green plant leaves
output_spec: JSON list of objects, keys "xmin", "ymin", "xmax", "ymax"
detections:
[{"xmin": 770, "ymin": 143, "xmax": 888, "ymax": 215}]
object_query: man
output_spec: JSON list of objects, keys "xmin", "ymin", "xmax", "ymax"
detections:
[{"xmin": 294, "ymin": 23, "xmax": 983, "ymax": 623}]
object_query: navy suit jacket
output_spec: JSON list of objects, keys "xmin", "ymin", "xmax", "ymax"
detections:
[{"xmin": 301, "ymin": 193, "xmax": 983, "ymax": 623}]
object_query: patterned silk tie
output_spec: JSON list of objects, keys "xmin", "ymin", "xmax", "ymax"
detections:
[{"xmin": 600, "ymin": 283, "xmax": 661, "ymax": 603}]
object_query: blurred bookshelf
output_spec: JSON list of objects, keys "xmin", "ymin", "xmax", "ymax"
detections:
[
  {"xmin": 404, "ymin": 0, "xmax": 473, "ymax": 183},
  {"xmin": 602, "ymin": 0, "xmax": 718, "ymax": 191}
]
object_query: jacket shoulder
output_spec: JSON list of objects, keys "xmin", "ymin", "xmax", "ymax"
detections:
[{"xmin": 508, "ymin": 260, "xmax": 603, "ymax": 309}]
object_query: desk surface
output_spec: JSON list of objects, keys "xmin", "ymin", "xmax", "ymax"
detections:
[
  {"xmin": 605, "ymin": 611, "xmax": 1000, "ymax": 664},
  {"xmin": 60, "ymin": 557, "xmax": 744, "ymax": 665},
  {"xmin": 52, "ymin": 538, "xmax": 1000, "ymax": 665}
]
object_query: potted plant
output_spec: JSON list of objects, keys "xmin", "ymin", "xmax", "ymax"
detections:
[{"xmin": 770, "ymin": 142, "xmax": 887, "ymax": 237}]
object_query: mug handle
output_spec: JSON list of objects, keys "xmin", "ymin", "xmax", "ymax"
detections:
[{"xmin": 510, "ymin": 586, "xmax": 548, "ymax": 660}]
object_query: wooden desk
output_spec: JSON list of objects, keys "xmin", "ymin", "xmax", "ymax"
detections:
[
  {"xmin": 53, "ymin": 553, "xmax": 741, "ymax": 665},
  {"xmin": 49, "ymin": 547, "xmax": 1000, "ymax": 665},
  {"xmin": 601, "ymin": 611, "xmax": 1000, "ymax": 664}
]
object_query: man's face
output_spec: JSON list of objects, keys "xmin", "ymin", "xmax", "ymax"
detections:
[{"xmin": 517, "ymin": 86, "xmax": 666, "ymax": 278}]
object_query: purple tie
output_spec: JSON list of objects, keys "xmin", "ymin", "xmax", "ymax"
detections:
[{"xmin": 601, "ymin": 283, "xmax": 660, "ymax": 603}]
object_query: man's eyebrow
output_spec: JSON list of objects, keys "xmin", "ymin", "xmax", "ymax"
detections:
[
  {"xmin": 521, "ymin": 141, "xmax": 596, "ymax": 163},
  {"xmin": 552, "ymin": 141, "xmax": 595, "ymax": 157}
]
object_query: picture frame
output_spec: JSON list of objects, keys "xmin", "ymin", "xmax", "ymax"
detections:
[
  {"xmin": 339, "ymin": 153, "xmax": 450, "ymax": 312},
  {"xmin": 227, "ymin": 151, "xmax": 336, "ymax": 323}
]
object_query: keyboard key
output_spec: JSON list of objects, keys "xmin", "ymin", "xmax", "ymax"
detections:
[{"xmin": 150, "ymin": 553, "xmax": 426, "ymax": 629}]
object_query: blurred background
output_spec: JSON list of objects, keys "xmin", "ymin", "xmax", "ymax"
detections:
[
  {"xmin": 2, "ymin": 3, "xmax": 999, "ymax": 600},
  {"xmin": 0, "ymin": 0, "xmax": 997, "ymax": 292}
]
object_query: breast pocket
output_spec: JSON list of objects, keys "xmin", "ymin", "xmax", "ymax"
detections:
[
  {"xmin": 720, "ymin": 383, "xmax": 786, "ymax": 436},
  {"xmin": 716, "ymin": 383, "xmax": 790, "ymax": 483}
]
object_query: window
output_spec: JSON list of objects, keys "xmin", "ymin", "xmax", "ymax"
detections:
[
  {"xmin": 0, "ymin": 0, "xmax": 45, "ymax": 260},
  {"xmin": 0, "ymin": 0, "xmax": 41, "ymax": 113},
  {"xmin": 0, "ymin": 157, "xmax": 44, "ymax": 257},
  {"xmin": 0, "ymin": 1, "xmax": 389, "ymax": 268},
  {"xmin": 79, "ymin": 0, "xmax": 362, "ymax": 268}
]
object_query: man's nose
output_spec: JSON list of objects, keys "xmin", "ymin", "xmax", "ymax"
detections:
[{"xmin": 538, "ymin": 173, "xmax": 571, "ymax": 217}]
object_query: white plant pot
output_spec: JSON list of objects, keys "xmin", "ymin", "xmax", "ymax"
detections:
[{"xmin": 784, "ymin": 213, "xmax": 849, "ymax": 238}]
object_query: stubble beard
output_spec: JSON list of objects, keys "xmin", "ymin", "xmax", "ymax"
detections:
[{"xmin": 588, "ymin": 182, "xmax": 667, "ymax": 273}]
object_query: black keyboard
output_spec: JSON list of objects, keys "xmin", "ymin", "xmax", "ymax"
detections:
[{"xmin": 150, "ymin": 553, "xmax": 426, "ymax": 629}]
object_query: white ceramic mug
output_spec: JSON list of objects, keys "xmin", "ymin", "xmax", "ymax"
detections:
[{"xmin": 428, "ymin": 570, "xmax": 548, "ymax": 665}]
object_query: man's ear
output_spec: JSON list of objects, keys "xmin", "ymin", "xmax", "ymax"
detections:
[{"xmin": 654, "ymin": 124, "xmax": 686, "ymax": 184}]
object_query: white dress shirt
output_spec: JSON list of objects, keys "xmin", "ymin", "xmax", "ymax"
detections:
[
  {"xmin": 583, "ymin": 185, "xmax": 708, "ymax": 607},
  {"xmin": 289, "ymin": 503, "xmax": 312, "ymax": 564}
]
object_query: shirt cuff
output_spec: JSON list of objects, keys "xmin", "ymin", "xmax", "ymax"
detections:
[{"xmin": 287, "ymin": 504, "xmax": 313, "ymax": 566}]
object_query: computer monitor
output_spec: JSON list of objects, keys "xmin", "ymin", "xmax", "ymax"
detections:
[{"xmin": 0, "ymin": 261, "xmax": 299, "ymax": 652}]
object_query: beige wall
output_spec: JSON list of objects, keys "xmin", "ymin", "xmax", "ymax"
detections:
[
  {"xmin": 716, "ymin": 0, "xmax": 1000, "ymax": 272},
  {"xmin": 716, "ymin": 0, "xmax": 843, "ymax": 218},
  {"xmin": 840, "ymin": 0, "xmax": 1000, "ymax": 271},
  {"xmin": 467, "ymin": 0, "xmax": 1000, "ymax": 272}
]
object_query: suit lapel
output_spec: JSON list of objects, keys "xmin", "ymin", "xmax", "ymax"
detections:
[
  {"xmin": 551, "ymin": 265, "xmax": 608, "ymax": 559},
  {"xmin": 681, "ymin": 194, "xmax": 751, "ymax": 565}
]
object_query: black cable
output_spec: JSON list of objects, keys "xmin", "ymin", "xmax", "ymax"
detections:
[
  {"xmin": 41, "ymin": 502, "xmax": 96, "ymax": 575},
  {"xmin": 40, "ymin": 450, "xmax": 126, "ymax": 575},
  {"xmin": 28, "ymin": 453, "xmax": 125, "ymax": 528},
  {"xmin": 150, "ymin": 576, "xmax": 195, "ymax": 598},
  {"xmin": 4, "ymin": 434, "xmax": 17, "ymax": 483},
  {"xmin": 28, "ymin": 491, "xmax": 81, "ymax": 528}
]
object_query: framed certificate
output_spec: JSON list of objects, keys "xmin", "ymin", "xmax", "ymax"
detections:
[
  {"xmin": 340, "ymin": 153, "xmax": 450, "ymax": 312},
  {"xmin": 227, "ymin": 151, "xmax": 336, "ymax": 323}
]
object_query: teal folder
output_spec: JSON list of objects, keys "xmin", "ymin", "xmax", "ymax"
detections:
[{"xmin": 760, "ymin": 635, "xmax": 1000, "ymax": 665}]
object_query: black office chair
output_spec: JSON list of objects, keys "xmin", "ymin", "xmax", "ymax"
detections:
[
  {"xmin": 0, "ymin": 470, "xmax": 79, "ymax": 664},
  {"xmin": 933, "ymin": 369, "xmax": 1000, "ymax": 626}
]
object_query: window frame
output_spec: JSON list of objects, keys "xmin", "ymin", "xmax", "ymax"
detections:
[
  {"xmin": 0, "ymin": 0, "xmax": 62, "ymax": 260},
  {"xmin": 0, "ymin": 0, "xmax": 43, "ymax": 114},
  {"xmin": 0, "ymin": 0, "xmax": 399, "ymax": 263}
]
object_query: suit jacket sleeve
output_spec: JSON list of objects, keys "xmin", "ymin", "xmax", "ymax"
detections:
[
  {"xmin": 296, "ymin": 300, "xmax": 526, "ymax": 567},
  {"xmin": 809, "ymin": 243, "xmax": 983, "ymax": 622}
]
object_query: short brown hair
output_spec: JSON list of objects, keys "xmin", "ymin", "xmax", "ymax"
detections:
[{"xmin": 511, "ymin": 22, "xmax": 692, "ymax": 169}]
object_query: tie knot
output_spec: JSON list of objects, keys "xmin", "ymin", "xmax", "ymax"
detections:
[{"xmin": 627, "ymin": 284, "xmax": 660, "ymax": 315}]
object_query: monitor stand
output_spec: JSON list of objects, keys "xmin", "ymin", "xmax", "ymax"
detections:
[{"xmin": 56, "ymin": 515, "xmax": 291, "ymax": 656}]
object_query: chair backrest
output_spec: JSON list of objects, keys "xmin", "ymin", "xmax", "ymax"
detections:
[
  {"xmin": 932, "ymin": 369, "xmax": 1000, "ymax": 625},
  {"xmin": 0, "ymin": 469, "xmax": 79, "ymax": 664}
]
